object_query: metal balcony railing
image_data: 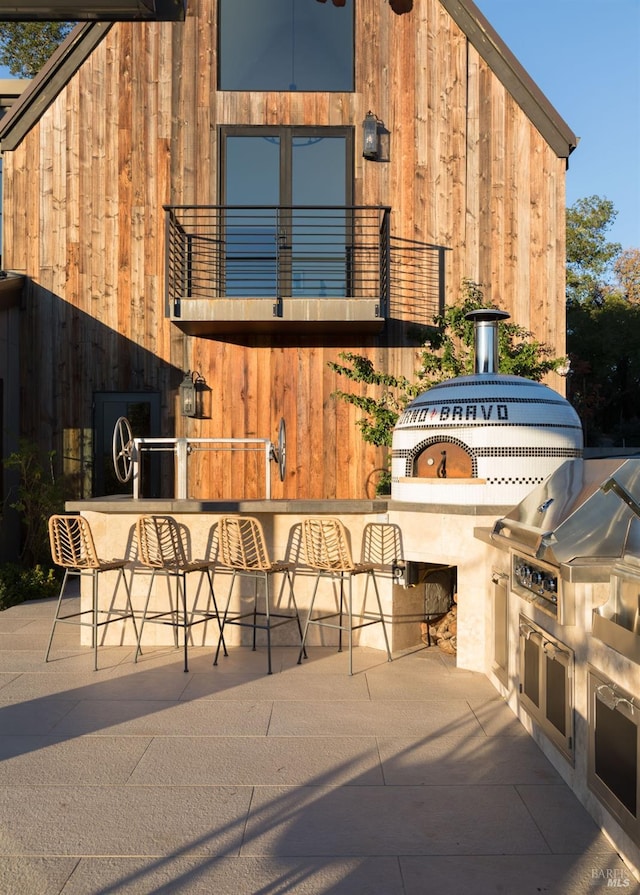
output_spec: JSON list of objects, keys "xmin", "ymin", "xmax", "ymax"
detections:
[{"xmin": 164, "ymin": 205, "xmax": 391, "ymax": 317}]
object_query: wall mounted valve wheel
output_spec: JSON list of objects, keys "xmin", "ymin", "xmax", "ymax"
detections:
[{"xmin": 112, "ymin": 416, "xmax": 134, "ymax": 484}]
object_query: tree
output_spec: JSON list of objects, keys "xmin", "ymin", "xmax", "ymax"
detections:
[
  {"xmin": 0, "ymin": 23, "xmax": 73, "ymax": 77},
  {"xmin": 614, "ymin": 248, "xmax": 640, "ymax": 304},
  {"xmin": 3, "ymin": 440, "xmax": 66, "ymax": 567},
  {"xmin": 564, "ymin": 196, "xmax": 640, "ymax": 444},
  {"xmin": 411, "ymin": 281, "xmax": 562, "ymax": 386},
  {"xmin": 566, "ymin": 195, "xmax": 621, "ymax": 306},
  {"xmin": 567, "ymin": 295, "xmax": 640, "ymax": 445}
]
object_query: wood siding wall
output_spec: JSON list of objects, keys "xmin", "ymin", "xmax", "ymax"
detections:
[{"xmin": 3, "ymin": 0, "xmax": 569, "ymax": 500}]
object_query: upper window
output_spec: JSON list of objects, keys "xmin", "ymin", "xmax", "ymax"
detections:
[{"xmin": 218, "ymin": 0, "xmax": 354, "ymax": 92}]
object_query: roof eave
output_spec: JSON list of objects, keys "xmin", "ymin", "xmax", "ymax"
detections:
[{"xmin": 0, "ymin": 22, "xmax": 112, "ymax": 152}]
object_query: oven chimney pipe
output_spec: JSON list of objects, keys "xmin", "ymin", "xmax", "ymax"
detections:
[{"xmin": 465, "ymin": 308, "xmax": 510, "ymax": 374}]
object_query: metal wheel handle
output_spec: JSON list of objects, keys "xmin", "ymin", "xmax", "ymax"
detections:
[
  {"xmin": 112, "ymin": 416, "xmax": 134, "ymax": 484},
  {"xmin": 277, "ymin": 417, "xmax": 286, "ymax": 481},
  {"xmin": 269, "ymin": 417, "xmax": 286, "ymax": 482}
]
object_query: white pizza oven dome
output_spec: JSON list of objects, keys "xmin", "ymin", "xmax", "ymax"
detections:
[{"xmin": 391, "ymin": 309, "xmax": 583, "ymax": 507}]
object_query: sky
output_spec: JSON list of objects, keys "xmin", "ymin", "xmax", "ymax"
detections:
[
  {"xmin": 475, "ymin": 0, "xmax": 640, "ymax": 251},
  {"xmin": 1, "ymin": 0, "xmax": 639, "ymax": 249}
]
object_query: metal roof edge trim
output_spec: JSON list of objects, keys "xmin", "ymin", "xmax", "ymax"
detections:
[
  {"xmin": 0, "ymin": 22, "xmax": 112, "ymax": 152},
  {"xmin": 0, "ymin": 5, "xmax": 578, "ymax": 161},
  {"xmin": 440, "ymin": 0, "xmax": 579, "ymax": 160}
]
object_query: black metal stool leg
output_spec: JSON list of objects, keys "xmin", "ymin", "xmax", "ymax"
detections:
[{"xmin": 298, "ymin": 575, "xmax": 320, "ymax": 664}]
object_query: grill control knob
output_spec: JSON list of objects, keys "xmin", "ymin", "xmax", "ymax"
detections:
[{"xmin": 519, "ymin": 566, "xmax": 533, "ymax": 587}]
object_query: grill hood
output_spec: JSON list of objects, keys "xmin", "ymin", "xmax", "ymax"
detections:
[{"xmin": 491, "ymin": 457, "xmax": 640, "ymax": 567}]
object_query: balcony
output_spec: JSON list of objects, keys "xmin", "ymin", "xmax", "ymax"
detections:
[{"xmin": 164, "ymin": 205, "xmax": 391, "ymax": 337}]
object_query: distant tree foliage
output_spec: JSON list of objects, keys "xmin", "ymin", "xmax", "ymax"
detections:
[
  {"xmin": 566, "ymin": 195, "xmax": 621, "ymax": 306},
  {"xmin": 566, "ymin": 197, "xmax": 640, "ymax": 445},
  {"xmin": 0, "ymin": 23, "xmax": 73, "ymax": 78},
  {"xmin": 614, "ymin": 248, "xmax": 640, "ymax": 305},
  {"xmin": 567, "ymin": 296, "xmax": 640, "ymax": 446}
]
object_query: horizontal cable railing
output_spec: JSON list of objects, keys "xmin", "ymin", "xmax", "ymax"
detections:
[
  {"xmin": 388, "ymin": 237, "xmax": 448, "ymax": 323},
  {"xmin": 165, "ymin": 205, "xmax": 391, "ymax": 313}
]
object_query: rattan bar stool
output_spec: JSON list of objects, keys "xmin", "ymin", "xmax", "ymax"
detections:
[
  {"xmin": 134, "ymin": 514, "xmax": 227, "ymax": 672},
  {"xmin": 45, "ymin": 513, "xmax": 138, "ymax": 670},
  {"xmin": 214, "ymin": 515, "xmax": 306, "ymax": 674},
  {"xmin": 297, "ymin": 517, "xmax": 392, "ymax": 675}
]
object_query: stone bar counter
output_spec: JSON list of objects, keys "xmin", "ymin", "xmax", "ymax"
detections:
[{"xmin": 64, "ymin": 496, "xmax": 510, "ymax": 673}]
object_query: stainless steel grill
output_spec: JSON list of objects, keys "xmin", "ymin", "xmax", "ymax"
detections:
[
  {"xmin": 488, "ymin": 457, "xmax": 640, "ymax": 625},
  {"xmin": 491, "ymin": 457, "xmax": 640, "ymax": 569}
]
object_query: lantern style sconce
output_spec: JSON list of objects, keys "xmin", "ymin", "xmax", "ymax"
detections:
[
  {"xmin": 179, "ymin": 371, "xmax": 205, "ymax": 418},
  {"xmin": 362, "ymin": 111, "xmax": 379, "ymax": 160}
]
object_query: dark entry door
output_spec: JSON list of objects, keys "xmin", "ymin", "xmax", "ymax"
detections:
[{"xmin": 93, "ymin": 392, "xmax": 161, "ymax": 496}]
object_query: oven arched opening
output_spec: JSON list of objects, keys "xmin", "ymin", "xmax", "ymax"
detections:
[{"xmin": 408, "ymin": 437, "xmax": 476, "ymax": 479}]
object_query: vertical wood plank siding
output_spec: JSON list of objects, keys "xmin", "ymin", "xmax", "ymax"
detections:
[{"xmin": 3, "ymin": 0, "xmax": 569, "ymax": 500}]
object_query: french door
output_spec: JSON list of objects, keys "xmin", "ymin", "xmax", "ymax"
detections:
[{"xmin": 221, "ymin": 127, "xmax": 353, "ymax": 298}]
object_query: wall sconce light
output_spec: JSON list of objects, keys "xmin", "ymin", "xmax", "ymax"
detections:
[
  {"xmin": 362, "ymin": 111, "xmax": 379, "ymax": 160},
  {"xmin": 179, "ymin": 371, "xmax": 205, "ymax": 418}
]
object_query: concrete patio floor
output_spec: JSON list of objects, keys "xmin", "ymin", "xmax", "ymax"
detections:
[{"xmin": 0, "ymin": 595, "xmax": 638, "ymax": 895}]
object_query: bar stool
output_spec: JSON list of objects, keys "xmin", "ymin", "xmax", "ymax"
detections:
[
  {"xmin": 134, "ymin": 514, "xmax": 227, "ymax": 672},
  {"xmin": 361, "ymin": 521, "xmax": 404, "ymax": 572},
  {"xmin": 297, "ymin": 517, "xmax": 392, "ymax": 675},
  {"xmin": 45, "ymin": 514, "xmax": 138, "ymax": 670},
  {"xmin": 214, "ymin": 515, "xmax": 306, "ymax": 674}
]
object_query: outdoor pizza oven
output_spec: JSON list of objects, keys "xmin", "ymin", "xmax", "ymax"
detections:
[{"xmin": 391, "ymin": 309, "xmax": 583, "ymax": 507}]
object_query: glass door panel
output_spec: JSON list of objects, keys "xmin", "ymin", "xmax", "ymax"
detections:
[
  {"xmin": 292, "ymin": 136, "xmax": 347, "ymax": 297},
  {"xmin": 225, "ymin": 135, "xmax": 280, "ymax": 296}
]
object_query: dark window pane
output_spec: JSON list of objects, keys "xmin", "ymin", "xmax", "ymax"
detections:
[
  {"xmin": 219, "ymin": 0, "xmax": 353, "ymax": 92},
  {"xmin": 292, "ymin": 136, "xmax": 345, "ymax": 205},
  {"xmin": 226, "ymin": 136, "xmax": 280, "ymax": 206},
  {"xmin": 523, "ymin": 637, "xmax": 539, "ymax": 707},
  {"xmin": 545, "ymin": 655, "xmax": 566, "ymax": 736}
]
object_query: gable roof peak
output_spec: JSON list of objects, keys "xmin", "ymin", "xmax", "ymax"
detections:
[{"xmin": 440, "ymin": 0, "xmax": 577, "ymax": 158}]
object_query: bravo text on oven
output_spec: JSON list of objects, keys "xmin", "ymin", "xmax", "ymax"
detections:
[
  {"xmin": 437, "ymin": 404, "xmax": 509, "ymax": 421},
  {"xmin": 401, "ymin": 404, "xmax": 510, "ymax": 424}
]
